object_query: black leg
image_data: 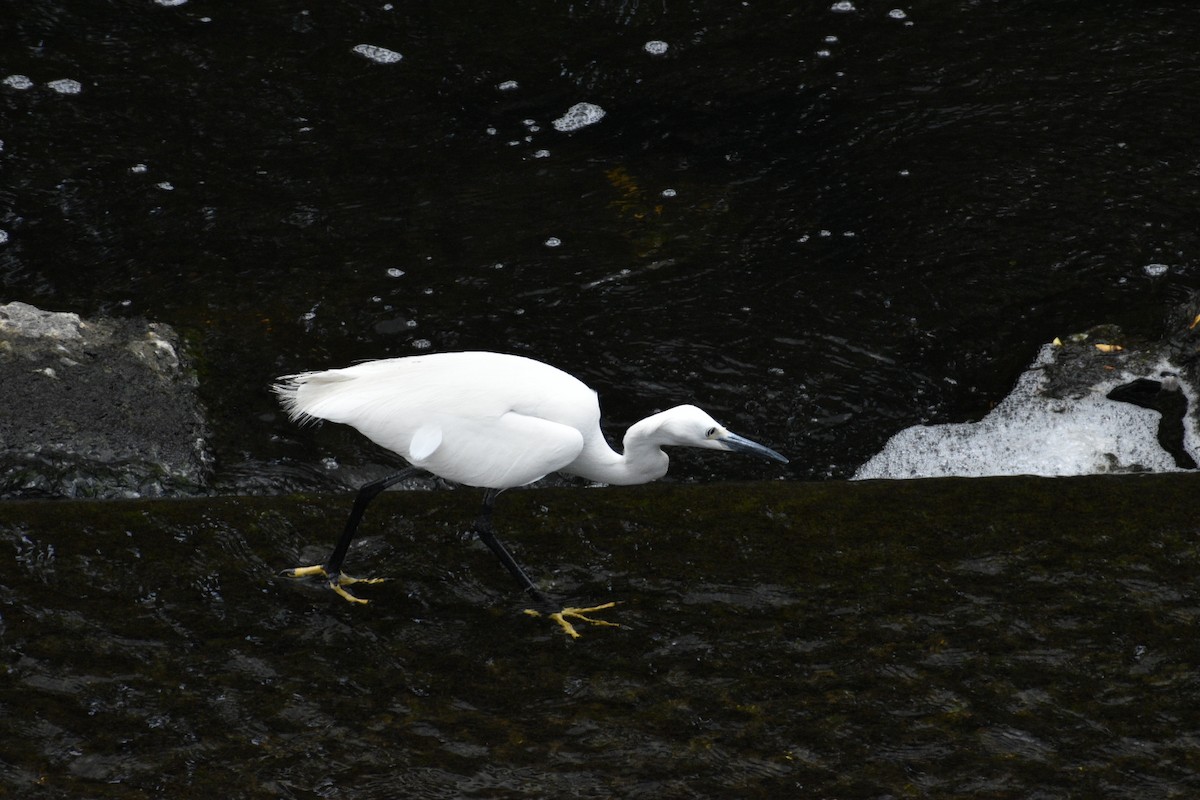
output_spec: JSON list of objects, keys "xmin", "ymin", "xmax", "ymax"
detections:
[
  {"xmin": 473, "ymin": 494, "xmax": 619, "ymax": 639},
  {"xmin": 322, "ymin": 466, "xmax": 423, "ymax": 576},
  {"xmin": 471, "ymin": 488, "xmax": 547, "ymax": 604}
]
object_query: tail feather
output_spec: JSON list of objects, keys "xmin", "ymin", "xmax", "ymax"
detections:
[{"xmin": 272, "ymin": 371, "xmax": 356, "ymax": 425}]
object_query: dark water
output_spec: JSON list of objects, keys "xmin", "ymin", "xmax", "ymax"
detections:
[
  {"xmin": 2, "ymin": 1, "xmax": 1198, "ymax": 485},
  {"xmin": 3, "ymin": 4, "xmax": 1200, "ymax": 798},
  {"xmin": 3, "ymin": 476, "xmax": 1200, "ymax": 798}
]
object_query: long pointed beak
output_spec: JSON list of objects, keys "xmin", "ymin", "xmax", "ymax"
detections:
[{"xmin": 720, "ymin": 431, "xmax": 789, "ymax": 464}]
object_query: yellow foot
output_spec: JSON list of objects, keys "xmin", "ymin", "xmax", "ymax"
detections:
[
  {"xmin": 524, "ymin": 602, "xmax": 620, "ymax": 639},
  {"xmin": 280, "ymin": 564, "xmax": 386, "ymax": 605}
]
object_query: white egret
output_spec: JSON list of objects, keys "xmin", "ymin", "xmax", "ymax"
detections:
[{"xmin": 273, "ymin": 351, "xmax": 788, "ymax": 637}]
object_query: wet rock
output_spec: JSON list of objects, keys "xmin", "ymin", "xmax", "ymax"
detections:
[
  {"xmin": 0, "ymin": 301, "xmax": 211, "ymax": 498},
  {"xmin": 854, "ymin": 295, "xmax": 1200, "ymax": 479}
]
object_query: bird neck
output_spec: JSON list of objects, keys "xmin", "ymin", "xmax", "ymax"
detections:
[{"xmin": 566, "ymin": 414, "xmax": 671, "ymax": 486}]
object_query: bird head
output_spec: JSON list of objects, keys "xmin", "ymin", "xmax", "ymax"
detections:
[{"xmin": 653, "ymin": 405, "xmax": 789, "ymax": 463}]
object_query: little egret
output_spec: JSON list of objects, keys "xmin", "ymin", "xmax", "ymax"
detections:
[{"xmin": 273, "ymin": 351, "xmax": 788, "ymax": 637}]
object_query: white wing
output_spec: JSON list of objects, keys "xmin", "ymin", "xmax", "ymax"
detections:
[{"xmin": 273, "ymin": 352, "xmax": 599, "ymax": 487}]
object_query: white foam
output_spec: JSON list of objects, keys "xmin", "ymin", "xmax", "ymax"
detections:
[
  {"xmin": 552, "ymin": 102, "xmax": 606, "ymax": 132},
  {"xmin": 47, "ymin": 78, "xmax": 83, "ymax": 94},
  {"xmin": 644, "ymin": 40, "xmax": 669, "ymax": 56},
  {"xmin": 854, "ymin": 344, "xmax": 1198, "ymax": 479},
  {"xmin": 352, "ymin": 44, "xmax": 402, "ymax": 64},
  {"xmin": 3, "ymin": 74, "xmax": 34, "ymax": 90}
]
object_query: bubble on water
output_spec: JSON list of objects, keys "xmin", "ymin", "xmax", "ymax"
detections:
[
  {"xmin": 497, "ymin": 80, "xmax": 519, "ymax": 91},
  {"xmin": 156, "ymin": 181, "xmax": 174, "ymax": 191},
  {"xmin": 352, "ymin": 44, "xmax": 402, "ymax": 64},
  {"xmin": 888, "ymin": 8, "xmax": 907, "ymax": 19},
  {"xmin": 552, "ymin": 102, "xmax": 606, "ymax": 132},
  {"xmin": 545, "ymin": 237, "xmax": 562, "ymax": 247},
  {"xmin": 320, "ymin": 456, "xmax": 339, "ymax": 471},
  {"xmin": 831, "ymin": 1, "xmax": 855, "ymax": 11},
  {"xmin": 1143, "ymin": 263, "xmax": 1169, "ymax": 277},
  {"xmin": 130, "ymin": 163, "xmax": 149, "ymax": 174},
  {"xmin": 386, "ymin": 267, "xmax": 405, "ymax": 278},
  {"xmin": 533, "ymin": 149, "xmax": 550, "ymax": 158},
  {"xmin": 47, "ymin": 78, "xmax": 83, "ymax": 94},
  {"xmin": 3, "ymin": 75, "xmax": 34, "ymax": 90},
  {"xmin": 644, "ymin": 40, "xmax": 669, "ymax": 55},
  {"xmin": 662, "ymin": 188, "xmax": 677, "ymax": 198},
  {"xmin": 154, "ymin": 0, "xmax": 189, "ymax": 6},
  {"xmin": 0, "ymin": 230, "xmax": 8, "ymax": 245},
  {"xmin": 412, "ymin": 338, "xmax": 432, "ymax": 350}
]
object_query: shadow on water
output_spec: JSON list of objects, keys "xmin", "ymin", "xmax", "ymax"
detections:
[{"xmin": 3, "ymin": 475, "xmax": 1199, "ymax": 798}]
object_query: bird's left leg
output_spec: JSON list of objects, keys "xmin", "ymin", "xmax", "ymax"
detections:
[
  {"xmin": 472, "ymin": 489, "xmax": 619, "ymax": 639},
  {"xmin": 282, "ymin": 466, "xmax": 423, "ymax": 603}
]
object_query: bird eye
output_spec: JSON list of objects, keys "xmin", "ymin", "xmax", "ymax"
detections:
[{"xmin": 705, "ymin": 427, "xmax": 717, "ymax": 438}]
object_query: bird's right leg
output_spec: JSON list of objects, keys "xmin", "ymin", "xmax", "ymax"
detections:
[
  {"xmin": 472, "ymin": 489, "xmax": 619, "ymax": 639},
  {"xmin": 471, "ymin": 489, "xmax": 545, "ymax": 602},
  {"xmin": 282, "ymin": 466, "xmax": 423, "ymax": 604}
]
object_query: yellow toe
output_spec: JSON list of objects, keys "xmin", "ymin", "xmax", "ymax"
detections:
[
  {"xmin": 525, "ymin": 601, "xmax": 620, "ymax": 639},
  {"xmin": 283, "ymin": 564, "xmax": 327, "ymax": 579},
  {"xmin": 282, "ymin": 564, "xmax": 385, "ymax": 604},
  {"xmin": 330, "ymin": 582, "xmax": 371, "ymax": 605},
  {"xmin": 339, "ymin": 574, "xmax": 387, "ymax": 586}
]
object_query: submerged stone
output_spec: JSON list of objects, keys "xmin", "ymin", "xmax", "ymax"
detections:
[{"xmin": 0, "ymin": 301, "xmax": 211, "ymax": 498}]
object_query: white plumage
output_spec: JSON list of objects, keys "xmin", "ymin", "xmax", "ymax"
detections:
[
  {"xmin": 273, "ymin": 351, "xmax": 788, "ymax": 626},
  {"xmin": 274, "ymin": 351, "xmax": 786, "ymax": 488}
]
